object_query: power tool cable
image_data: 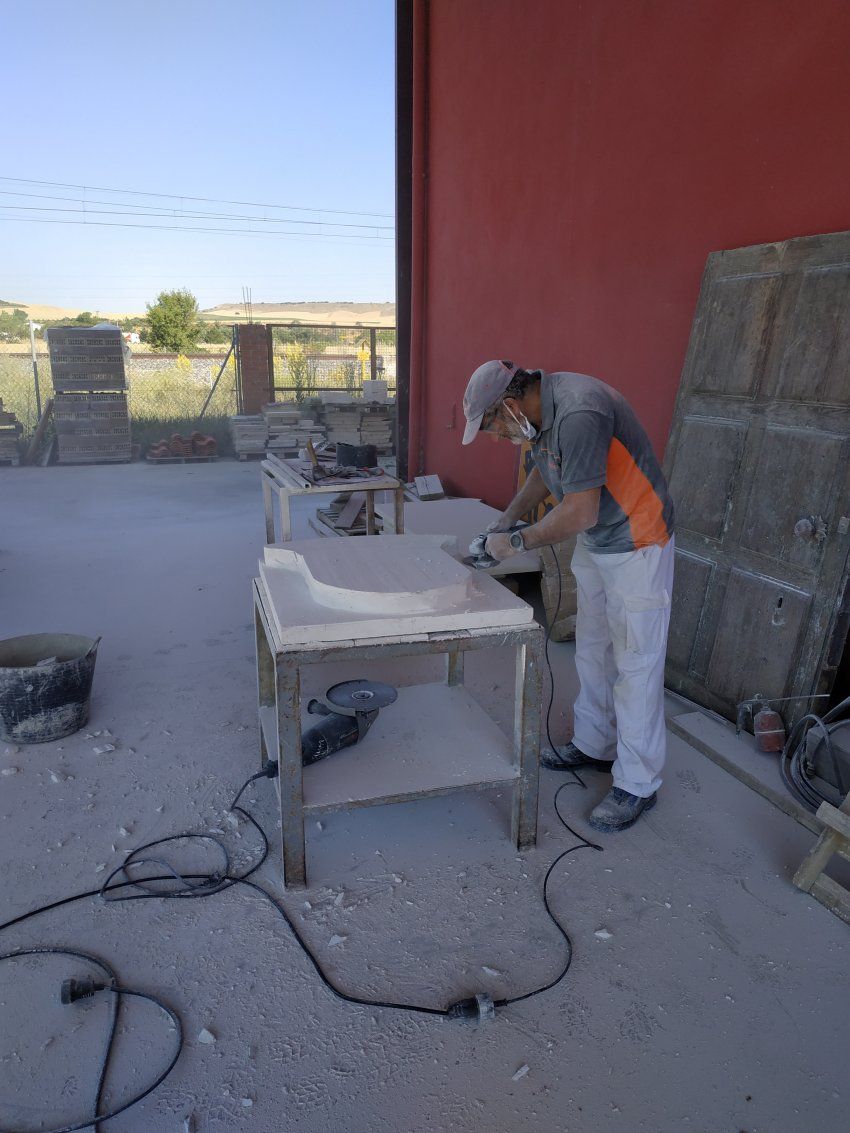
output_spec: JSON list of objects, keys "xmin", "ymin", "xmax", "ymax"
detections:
[
  {"xmin": 0, "ymin": 549, "xmax": 602, "ymax": 1124},
  {"xmin": 0, "ymin": 947, "xmax": 181, "ymax": 1133}
]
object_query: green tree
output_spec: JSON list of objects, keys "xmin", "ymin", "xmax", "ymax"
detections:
[
  {"xmin": 146, "ymin": 289, "xmax": 201, "ymax": 352},
  {"xmin": 0, "ymin": 308, "xmax": 28, "ymax": 342}
]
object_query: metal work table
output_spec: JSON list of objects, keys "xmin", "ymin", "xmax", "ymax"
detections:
[
  {"xmin": 260, "ymin": 454, "xmax": 405, "ymax": 543},
  {"xmin": 253, "ymin": 578, "xmax": 544, "ymax": 888}
]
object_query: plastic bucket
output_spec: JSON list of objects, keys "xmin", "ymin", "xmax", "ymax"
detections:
[{"xmin": 0, "ymin": 633, "xmax": 101, "ymax": 744}]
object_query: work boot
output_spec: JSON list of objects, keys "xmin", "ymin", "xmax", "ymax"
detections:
[
  {"xmin": 540, "ymin": 741, "xmax": 614, "ymax": 772},
  {"xmin": 588, "ymin": 787, "xmax": 657, "ymax": 832}
]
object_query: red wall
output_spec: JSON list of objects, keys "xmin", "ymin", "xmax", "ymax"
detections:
[{"xmin": 409, "ymin": 0, "xmax": 850, "ymax": 507}]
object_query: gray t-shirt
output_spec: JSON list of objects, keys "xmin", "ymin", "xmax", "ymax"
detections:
[{"xmin": 531, "ymin": 371, "xmax": 674, "ymax": 553}]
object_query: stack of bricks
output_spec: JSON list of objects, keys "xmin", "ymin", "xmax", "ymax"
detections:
[
  {"xmin": 0, "ymin": 398, "xmax": 23, "ymax": 465},
  {"xmin": 47, "ymin": 326, "xmax": 131, "ymax": 464},
  {"xmin": 147, "ymin": 432, "xmax": 218, "ymax": 460}
]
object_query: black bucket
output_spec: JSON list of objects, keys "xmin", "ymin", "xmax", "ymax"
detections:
[
  {"xmin": 0, "ymin": 633, "xmax": 101, "ymax": 744},
  {"xmin": 336, "ymin": 442, "xmax": 377, "ymax": 469}
]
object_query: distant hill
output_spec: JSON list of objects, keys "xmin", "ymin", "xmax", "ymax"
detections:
[
  {"xmin": 201, "ymin": 300, "xmax": 396, "ymax": 327},
  {"xmin": 0, "ymin": 300, "xmax": 145, "ymax": 320},
  {"xmin": 0, "ymin": 298, "xmax": 396, "ymax": 326}
]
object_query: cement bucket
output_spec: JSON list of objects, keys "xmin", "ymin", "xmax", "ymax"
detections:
[{"xmin": 0, "ymin": 634, "xmax": 101, "ymax": 744}]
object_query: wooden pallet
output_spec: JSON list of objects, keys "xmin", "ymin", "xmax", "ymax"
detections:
[
  {"xmin": 238, "ymin": 451, "xmax": 267, "ymax": 462},
  {"xmin": 793, "ymin": 791, "xmax": 850, "ymax": 924}
]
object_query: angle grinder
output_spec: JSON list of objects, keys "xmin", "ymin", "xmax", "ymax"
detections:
[
  {"xmin": 463, "ymin": 524, "xmax": 527, "ymax": 570},
  {"xmin": 301, "ymin": 679, "xmax": 397, "ymax": 765}
]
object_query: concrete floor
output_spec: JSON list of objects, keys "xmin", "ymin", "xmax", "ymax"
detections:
[{"xmin": 0, "ymin": 461, "xmax": 847, "ymax": 1132}]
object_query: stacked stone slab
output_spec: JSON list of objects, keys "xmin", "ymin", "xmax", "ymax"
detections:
[
  {"xmin": 263, "ymin": 402, "xmax": 326, "ymax": 456},
  {"xmin": 359, "ymin": 405, "xmax": 394, "ymax": 452},
  {"xmin": 229, "ymin": 415, "xmax": 268, "ymax": 456},
  {"xmin": 0, "ymin": 398, "xmax": 23, "ymax": 464},
  {"xmin": 47, "ymin": 326, "xmax": 131, "ymax": 464},
  {"xmin": 323, "ymin": 402, "xmax": 363, "ymax": 446}
]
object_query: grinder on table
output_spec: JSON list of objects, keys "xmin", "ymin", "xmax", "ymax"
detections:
[{"xmin": 464, "ymin": 524, "xmax": 528, "ymax": 569}]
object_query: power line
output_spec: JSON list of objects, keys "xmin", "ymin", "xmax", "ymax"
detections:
[
  {"xmin": 0, "ymin": 190, "xmax": 394, "ymax": 233},
  {"xmin": 0, "ymin": 215, "xmax": 395, "ymax": 244},
  {"xmin": 0, "ymin": 176, "xmax": 394, "ymax": 220}
]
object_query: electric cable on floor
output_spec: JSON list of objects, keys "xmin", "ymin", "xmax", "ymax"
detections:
[
  {"xmin": 0, "ymin": 948, "xmax": 181, "ymax": 1133},
  {"xmin": 0, "ymin": 553, "xmax": 603, "ymax": 1124}
]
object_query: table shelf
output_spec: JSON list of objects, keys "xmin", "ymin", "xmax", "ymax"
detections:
[{"xmin": 261, "ymin": 683, "xmax": 519, "ymax": 816}]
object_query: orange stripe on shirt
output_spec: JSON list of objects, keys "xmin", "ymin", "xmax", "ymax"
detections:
[{"xmin": 606, "ymin": 438, "xmax": 670, "ymax": 548}]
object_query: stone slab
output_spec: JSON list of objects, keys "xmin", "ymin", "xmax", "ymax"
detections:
[
  {"xmin": 376, "ymin": 498, "xmax": 542, "ymax": 576},
  {"xmin": 259, "ymin": 535, "xmax": 535, "ymax": 645}
]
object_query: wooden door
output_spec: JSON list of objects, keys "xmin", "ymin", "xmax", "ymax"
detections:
[{"xmin": 663, "ymin": 230, "xmax": 850, "ymax": 725}]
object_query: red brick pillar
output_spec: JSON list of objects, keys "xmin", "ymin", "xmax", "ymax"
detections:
[{"xmin": 236, "ymin": 324, "xmax": 272, "ymax": 413}]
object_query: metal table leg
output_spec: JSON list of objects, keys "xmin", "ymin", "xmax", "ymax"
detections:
[
  {"xmin": 446, "ymin": 648, "xmax": 465, "ymax": 687},
  {"xmin": 277, "ymin": 486, "xmax": 292, "ymax": 542},
  {"xmin": 262, "ymin": 472, "xmax": 275, "ymax": 543},
  {"xmin": 276, "ymin": 656, "xmax": 306, "ymax": 887},
  {"xmin": 512, "ymin": 633, "xmax": 542, "ymax": 849},
  {"xmin": 255, "ymin": 603, "xmax": 275, "ymax": 770}
]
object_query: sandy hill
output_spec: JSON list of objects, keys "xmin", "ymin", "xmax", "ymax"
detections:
[
  {"xmin": 202, "ymin": 301, "xmax": 396, "ymax": 326},
  {"xmin": 1, "ymin": 299, "xmax": 396, "ymax": 326},
  {"xmin": 0, "ymin": 300, "xmax": 145, "ymax": 320}
]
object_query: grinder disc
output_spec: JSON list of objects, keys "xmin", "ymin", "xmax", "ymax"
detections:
[{"xmin": 325, "ymin": 679, "xmax": 398, "ymax": 712}]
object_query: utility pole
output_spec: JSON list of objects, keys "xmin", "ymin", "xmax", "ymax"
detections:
[{"xmin": 29, "ymin": 320, "xmax": 42, "ymax": 420}]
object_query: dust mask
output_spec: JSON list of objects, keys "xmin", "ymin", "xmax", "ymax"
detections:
[{"xmin": 505, "ymin": 404, "xmax": 539, "ymax": 443}]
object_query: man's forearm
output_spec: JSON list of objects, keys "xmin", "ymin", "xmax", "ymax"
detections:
[
  {"xmin": 500, "ymin": 467, "xmax": 550, "ymax": 526},
  {"xmin": 521, "ymin": 490, "xmax": 600, "ymax": 549}
]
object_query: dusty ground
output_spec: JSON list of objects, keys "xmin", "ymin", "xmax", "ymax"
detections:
[{"xmin": 0, "ymin": 462, "xmax": 846, "ymax": 1132}]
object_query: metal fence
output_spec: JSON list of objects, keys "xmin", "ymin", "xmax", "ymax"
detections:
[{"xmin": 269, "ymin": 324, "xmax": 396, "ymax": 399}]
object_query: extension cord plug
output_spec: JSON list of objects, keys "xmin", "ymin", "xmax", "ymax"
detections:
[
  {"xmin": 446, "ymin": 993, "xmax": 495, "ymax": 1022},
  {"xmin": 61, "ymin": 977, "xmax": 107, "ymax": 1004}
]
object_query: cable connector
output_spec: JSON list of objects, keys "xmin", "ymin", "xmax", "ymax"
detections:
[
  {"xmin": 61, "ymin": 977, "xmax": 107, "ymax": 1004},
  {"xmin": 261, "ymin": 759, "xmax": 279, "ymax": 779},
  {"xmin": 446, "ymin": 993, "xmax": 495, "ymax": 1022}
]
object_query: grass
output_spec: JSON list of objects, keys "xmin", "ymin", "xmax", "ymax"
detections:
[{"xmin": 0, "ymin": 354, "xmax": 238, "ymax": 457}]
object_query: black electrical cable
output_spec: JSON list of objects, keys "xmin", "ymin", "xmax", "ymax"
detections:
[
  {"xmin": 0, "ymin": 948, "xmax": 181, "ymax": 1133},
  {"xmin": 780, "ymin": 693, "xmax": 850, "ymax": 812},
  {"xmin": 540, "ymin": 543, "xmax": 588, "ymax": 790},
  {"xmin": 0, "ymin": 573, "xmax": 606, "ymax": 1123}
]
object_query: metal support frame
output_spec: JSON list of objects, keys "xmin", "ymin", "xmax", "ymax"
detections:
[
  {"xmin": 253, "ymin": 580, "xmax": 543, "ymax": 888},
  {"xmin": 197, "ymin": 339, "xmax": 235, "ymax": 421}
]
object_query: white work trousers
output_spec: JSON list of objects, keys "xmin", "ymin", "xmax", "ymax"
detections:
[{"xmin": 570, "ymin": 537, "xmax": 674, "ymax": 798}]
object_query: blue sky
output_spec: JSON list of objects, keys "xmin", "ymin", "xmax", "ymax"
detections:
[{"xmin": 0, "ymin": 0, "xmax": 395, "ymax": 313}]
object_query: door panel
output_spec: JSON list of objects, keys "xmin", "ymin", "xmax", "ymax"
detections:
[
  {"xmin": 664, "ymin": 231, "xmax": 850, "ymax": 725},
  {"xmin": 691, "ymin": 274, "xmax": 779, "ymax": 397},
  {"xmin": 667, "ymin": 418, "xmax": 747, "ymax": 542},
  {"xmin": 706, "ymin": 571, "xmax": 811, "ymax": 705},
  {"xmin": 667, "ymin": 552, "xmax": 714, "ymax": 672},
  {"xmin": 738, "ymin": 427, "xmax": 847, "ymax": 569},
  {"xmin": 775, "ymin": 267, "xmax": 850, "ymax": 406}
]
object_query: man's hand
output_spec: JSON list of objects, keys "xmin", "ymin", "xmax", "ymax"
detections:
[
  {"xmin": 484, "ymin": 532, "xmax": 520, "ymax": 561},
  {"xmin": 486, "ymin": 516, "xmax": 513, "ymax": 534}
]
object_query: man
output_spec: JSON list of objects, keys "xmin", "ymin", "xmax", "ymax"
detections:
[{"xmin": 461, "ymin": 360, "xmax": 674, "ymax": 833}]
